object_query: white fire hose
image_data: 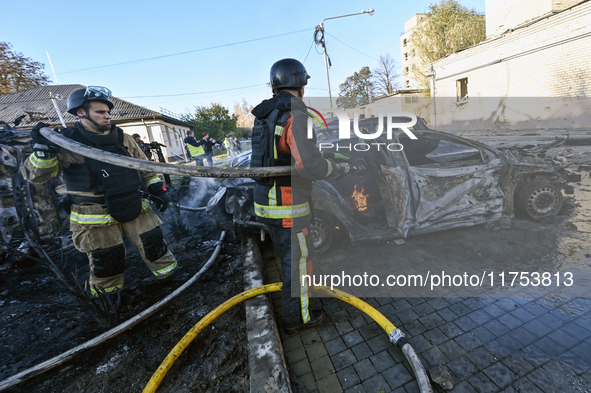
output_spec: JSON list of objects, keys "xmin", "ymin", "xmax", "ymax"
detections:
[{"xmin": 40, "ymin": 128, "xmax": 292, "ymax": 178}]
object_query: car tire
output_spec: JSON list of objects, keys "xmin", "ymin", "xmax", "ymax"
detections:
[
  {"xmin": 516, "ymin": 181, "xmax": 563, "ymax": 219},
  {"xmin": 309, "ymin": 216, "xmax": 334, "ymax": 254}
]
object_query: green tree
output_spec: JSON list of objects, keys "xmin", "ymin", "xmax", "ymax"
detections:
[
  {"xmin": 411, "ymin": 0, "xmax": 486, "ymax": 90},
  {"xmin": 181, "ymin": 103, "xmax": 238, "ymax": 140},
  {"xmin": 373, "ymin": 54, "xmax": 399, "ymax": 96},
  {"xmin": 336, "ymin": 66, "xmax": 374, "ymax": 109},
  {"xmin": 0, "ymin": 42, "xmax": 51, "ymax": 94}
]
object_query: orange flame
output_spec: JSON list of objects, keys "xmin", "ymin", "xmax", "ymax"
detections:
[{"xmin": 352, "ymin": 185, "xmax": 368, "ymax": 211}]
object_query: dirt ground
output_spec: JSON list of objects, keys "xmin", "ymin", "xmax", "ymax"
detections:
[{"xmin": 0, "ymin": 178, "xmax": 249, "ymax": 393}]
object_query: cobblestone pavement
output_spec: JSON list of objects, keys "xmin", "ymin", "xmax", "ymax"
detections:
[{"xmin": 263, "ymin": 169, "xmax": 591, "ymax": 392}]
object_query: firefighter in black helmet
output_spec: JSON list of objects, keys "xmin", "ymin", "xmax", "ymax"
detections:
[
  {"xmin": 22, "ymin": 86, "xmax": 178, "ymax": 298},
  {"xmin": 251, "ymin": 59, "xmax": 347, "ymax": 334}
]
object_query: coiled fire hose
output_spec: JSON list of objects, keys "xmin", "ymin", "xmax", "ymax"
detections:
[{"xmin": 143, "ymin": 284, "xmax": 433, "ymax": 393}]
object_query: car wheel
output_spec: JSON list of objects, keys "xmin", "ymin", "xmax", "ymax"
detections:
[
  {"xmin": 309, "ymin": 216, "xmax": 334, "ymax": 254},
  {"xmin": 517, "ymin": 181, "xmax": 563, "ymax": 219}
]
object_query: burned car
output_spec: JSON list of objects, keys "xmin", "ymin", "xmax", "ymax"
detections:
[
  {"xmin": 0, "ymin": 121, "xmax": 67, "ymax": 265},
  {"xmin": 207, "ymin": 118, "xmax": 576, "ymax": 253}
]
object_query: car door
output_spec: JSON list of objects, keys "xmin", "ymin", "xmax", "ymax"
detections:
[{"xmin": 394, "ymin": 131, "xmax": 506, "ymax": 232}]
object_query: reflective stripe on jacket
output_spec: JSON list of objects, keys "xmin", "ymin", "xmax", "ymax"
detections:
[{"xmin": 251, "ymin": 91, "xmax": 333, "ymax": 229}]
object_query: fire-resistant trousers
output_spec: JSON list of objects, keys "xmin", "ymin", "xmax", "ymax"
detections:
[
  {"xmin": 267, "ymin": 224, "xmax": 318, "ymax": 326},
  {"xmin": 69, "ymin": 202, "xmax": 178, "ymax": 296}
]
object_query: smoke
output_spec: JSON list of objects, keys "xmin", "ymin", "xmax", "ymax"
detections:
[{"xmin": 180, "ymin": 177, "xmax": 219, "ymax": 208}]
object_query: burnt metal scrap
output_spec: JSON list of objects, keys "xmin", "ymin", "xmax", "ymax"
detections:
[
  {"xmin": 0, "ymin": 122, "xmax": 65, "ymax": 265},
  {"xmin": 207, "ymin": 121, "xmax": 578, "ymax": 253}
]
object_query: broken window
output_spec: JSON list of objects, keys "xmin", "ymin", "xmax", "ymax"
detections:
[
  {"xmin": 456, "ymin": 78, "xmax": 468, "ymax": 102},
  {"xmin": 399, "ymin": 135, "xmax": 482, "ymax": 167}
]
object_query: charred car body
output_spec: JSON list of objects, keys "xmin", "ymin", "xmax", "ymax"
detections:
[
  {"xmin": 207, "ymin": 117, "xmax": 577, "ymax": 253},
  {"xmin": 0, "ymin": 121, "xmax": 66, "ymax": 265}
]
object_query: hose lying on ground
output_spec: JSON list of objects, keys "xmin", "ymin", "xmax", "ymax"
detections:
[
  {"xmin": 40, "ymin": 128, "xmax": 292, "ymax": 178},
  {"xmin": 0, "ymin": 232, "xmax": 226, "ymax": 392},
  {"xmin": 143, "ymin": 283, "xmax": 433, "ymax": 393},
  {"xmin": 175, "ymin": 204, "xmax": 206, "ymax": 212}
]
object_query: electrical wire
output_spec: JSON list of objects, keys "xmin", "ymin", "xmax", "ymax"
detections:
[
  {"xmin": 61, "ymin": 28, "xmax": 313, "ymax": 75},
  {"xmin": 1, "ymin": 84, "xmax": 268, "ymax": 105},
  {"xmin": 325, "ymin": 32, "xmax": 380, "ymax": 61},
  {"xmin": 120, "ymin": 84, "xmax": 267, "ymax": 99},
  {"xmin": 299, "ymin": 35, "xmax": 315, "ymax": 62}
]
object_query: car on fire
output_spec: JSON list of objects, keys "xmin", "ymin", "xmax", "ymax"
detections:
[{"xmin": 206, "ymin": 117, "xmax": 577, "ymax": 253}]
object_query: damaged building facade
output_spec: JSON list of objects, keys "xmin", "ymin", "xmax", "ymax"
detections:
[{"xmin": 429, "ymin": 0, "xmax": 591, "ymax": 131}]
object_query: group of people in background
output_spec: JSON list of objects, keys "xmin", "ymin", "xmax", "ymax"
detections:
[
  {"xmin": 183, "ymin": 130, "xmax": 221, "ymax": 167},
  {"xmin": 131, "ymin": 131, "xmax": 244, "ymax": 167},
  {"xmin": 223, "ymin": 136, "xmax": 242, "ymax": 157},
  {"xmin": 184, "ymin": 131, "xmax": 243, "ymax": 166}
]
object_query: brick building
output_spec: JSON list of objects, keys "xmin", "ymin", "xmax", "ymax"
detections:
[{"xmin": 429, "ymin": 0, "xmax": 591, "ymax": 131}]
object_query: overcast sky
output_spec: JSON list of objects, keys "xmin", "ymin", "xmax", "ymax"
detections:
[{"xmin": 4, "ymin": 0, "xmax": 485, "ymax": 116}]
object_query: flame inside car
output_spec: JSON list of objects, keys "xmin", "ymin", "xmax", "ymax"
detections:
[{"xmin": 351, "ymin": 185, "xmax": 369, "ymax": 212}]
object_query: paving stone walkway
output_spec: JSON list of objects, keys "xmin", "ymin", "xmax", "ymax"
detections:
[{"xmin": 261, "ymin": 215, "xmax": 591, "ymax": 392}]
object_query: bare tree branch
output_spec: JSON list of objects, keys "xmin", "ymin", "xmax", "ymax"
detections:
[{"xmin": 373, "ymin": 54, "xmax": 400, "ymax": 96}]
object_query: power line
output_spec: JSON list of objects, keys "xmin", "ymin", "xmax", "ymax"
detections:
[
  {"xmin": 299, "ymin": 35, "xmax": 315, "ymax": 61},
  {"xmin": 61, "ymin": 28, "xmax": 313, "ymax": 75},
  {"xmin": 325, "ymin": 32, "xmax": 380, "ymax": 61},
  {"xmin": 302, "ymin": 36, "xmax": 315, "ymax": 64},
  {"xmin": 120, "ymin": 84, "xmax": 267, "ymax": 98}
]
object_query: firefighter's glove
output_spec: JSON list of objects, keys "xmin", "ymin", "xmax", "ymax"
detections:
[
  {"xmin": 31, "ymin": 122, "xmax": 60, "ymax": 153},
  {"xmin": 323, "ymin": 152, "xmax": 350, "ymax": 162},
  {"xmin": 148, "ymin": 182, "xmax": 170, "ymax": 212}
]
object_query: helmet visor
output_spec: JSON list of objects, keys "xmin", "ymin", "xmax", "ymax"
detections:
[{"xmin": 85, "ymin": 86, "xmax": 112, "ymax": 100}]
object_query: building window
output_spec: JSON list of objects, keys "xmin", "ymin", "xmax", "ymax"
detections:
[
  {"xmin": 404, "ymin": 67, "xmax": 409, "ymax": 74},
  {"xmin": 456, "ymin": 78, "xmax": 468, "ymax": 102},
  {"xmin": 405, "ymin": 94, "xmax": 419, "ymax": 104},
  {"xmin": 403, "ymin": 38, "xmax": 407, "ymax": 47},
  {"xmin": 404, "ymin": 53, "xmax": 408, "ymax": 60}
]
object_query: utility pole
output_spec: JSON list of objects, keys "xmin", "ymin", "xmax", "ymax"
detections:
[{"xmin": 314, "ymin": 9, "xmax": 375, "ymax": 108}]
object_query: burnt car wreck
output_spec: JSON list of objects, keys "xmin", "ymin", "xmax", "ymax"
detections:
[
  {"xmin": 207, "ymin": 117, "xmax": 578, "ymax": 253},
  {"xmin": 0, "ymin": 121, "xmax": 67, "ymax": 266}
]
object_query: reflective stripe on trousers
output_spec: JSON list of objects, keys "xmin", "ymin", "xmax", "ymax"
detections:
[
  {"xmin": 70, "ymin": 199, "xmax": 151, "ymax": 225},
  {"xmin": 90, "ymin": 283, "xmax": 123, "ymax": 297},
  {"xmin": 297, "ymin": 230, "xmax": 310, "ymax": 323}
]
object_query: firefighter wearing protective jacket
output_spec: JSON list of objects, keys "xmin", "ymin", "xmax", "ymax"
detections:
[
  {"xmin": 251, "ymin": 59, "xmax": 346, "ymax": 334},
  {"xmin": 21, "ymin": 86, "xmax": 178, "ymax": 297}
]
